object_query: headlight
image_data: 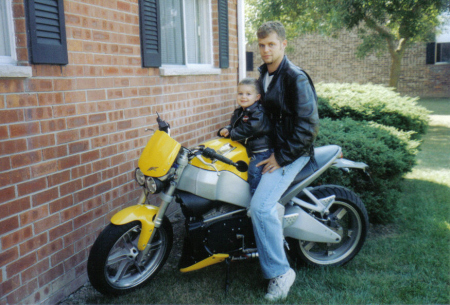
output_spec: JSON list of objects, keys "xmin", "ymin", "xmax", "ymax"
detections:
[
  {"xmin": 145, "ymin": 177, "xmax": 164, "ymax": 194},
  {"xmin": 135, "ymin": 168, "xmax": 145, "ymax": 185}
]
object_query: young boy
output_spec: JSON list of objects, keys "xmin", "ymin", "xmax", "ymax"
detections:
[{"xmin": 218, "ymin": 78, "xmax": 273, "ymax": 194}]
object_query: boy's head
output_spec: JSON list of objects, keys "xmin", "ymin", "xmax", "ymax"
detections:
[{"xmin": 237, "ymin": 78, "xmax": 261, "ymax": 109}]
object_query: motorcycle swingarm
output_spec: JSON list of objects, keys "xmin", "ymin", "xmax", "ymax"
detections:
[{"xmin": 283, "ymin": 204, "xmax": 342, "ymax": 243}]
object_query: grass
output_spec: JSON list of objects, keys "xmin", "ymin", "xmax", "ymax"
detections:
[{"xmin": 82, "ymin": 98, "xmax": 450, "ymax": 305}]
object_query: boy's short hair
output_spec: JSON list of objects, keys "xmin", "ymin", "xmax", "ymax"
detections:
[
  {"xmin": 257, "ymin": 21, "xmax": 286, "ymax": 41},
  {"xmin": 238, "ymin": 77, "xmax": 261, "ymax": 95}
]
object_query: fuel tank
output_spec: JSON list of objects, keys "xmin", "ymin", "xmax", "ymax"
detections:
[{"xmin": 177, "ymin": 138, "xmax": 252, "ymax": 208}]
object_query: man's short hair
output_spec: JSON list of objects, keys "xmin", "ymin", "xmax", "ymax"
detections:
[{"xmin": 257, "ymin": 21, "xmax": 286, "ymax": 41}]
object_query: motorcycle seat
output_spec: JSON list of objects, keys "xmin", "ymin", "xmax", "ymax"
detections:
[{"xmin": 289, "ymin": 145, "xmax": 340, "ymax": 186}]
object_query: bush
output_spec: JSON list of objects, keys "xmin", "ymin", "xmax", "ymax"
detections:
[
  {"xmin": 316, "ymin": 83, "xmax": 430, "ymax": 136},
  {"xmin": 315, "ymin": 118, "xmax": 420, "ymax": 223}
]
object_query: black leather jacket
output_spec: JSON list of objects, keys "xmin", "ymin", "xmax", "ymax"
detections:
[
  {"xmin": 218, "ymin": 101, "xmax": 273, "ymax": 155},
  {"xmin": 258, "ymin": 56, "xmax": 319, "ymax": 166}
]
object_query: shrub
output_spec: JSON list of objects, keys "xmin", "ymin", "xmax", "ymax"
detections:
[
  {"xmin": 315, "ymin": 118, "xmax": 420, "ymax": 223},
  {"xmin": 316, "ymin": 83, "xmax": 430, "ymax": 136}
]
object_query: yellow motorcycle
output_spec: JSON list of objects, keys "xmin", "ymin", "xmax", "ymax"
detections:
[{"xmin": 87, "ymin": 114, "xmax": 369, "ymax": 295}]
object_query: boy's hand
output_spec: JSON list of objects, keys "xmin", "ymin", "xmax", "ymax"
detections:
[
  {"xmin": 220, "ymin": 129, "xmax": 230, "ymax": 137},
  {"xmin": 257, "ymin": 153, "xmax": 281, "ymax": 174}
]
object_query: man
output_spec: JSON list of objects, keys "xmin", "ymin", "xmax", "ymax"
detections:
[{"xmin": 249, "ymin": 21, "xmax": 319, "ymax": 301}]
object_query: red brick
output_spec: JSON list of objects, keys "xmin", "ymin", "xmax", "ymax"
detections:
[
  {"xmin": 6, "ymin": 252, "xmax": 37, "ymax": 277},
  {"xmin": 68, "ymin": 140, "xmax": 89, "ymax": 154},
  {"xmin": 71, "ymin": 164, "xmax": 92, "ymax": 179},
  {"xmin": 87, "ymin": 89, "xmax": 106, "ymax": 101},
  {"xmin": 37, "ymin": 238, "xmax": 63, "ymax": 260},
  {"xmin": 19, "ymin": 204, "xmax": 49, "ymax": 225},
  {"xmin": 49, "ymin": 221, "xmax": 73, "ymax": 241},
  {"xmin": 6, "ymin": 278, "xmax": 38, "ymax": 305},
  {"xmin": 79, "ymin": 125, "xmax": 100, "ymax": 139},
  {"xmin": 93, "ymin": 158, "xmax": 110, "ymax": 172},
  {"xmin": 24, "ymin": 106, "xmax": 53, "ymax": 121},
  {"xmin": 34, "ymin": 213, "xmax": 61, "ymax": 234},
  {"xmin": 88, "ymin": 113, "xmax": 107, "ymax": 124},
  {"xmin": 108, "ymin": 110, "xmax": 124, "ymax": 121},
  {"xmin": 9, "ymin": 122, "xmax": 40, "ymax": 138},
  {"xmin": 53, "ymin": 104, "xmax": 77, "ymax": 117},
  {"xmin": 0, "ymin": 139, "xmax": 27, "ymax": 154},
  {"xmin": 0, "ymin": 247, "xmax": 18, "ymax": 268},
  {"xmin": 19, "ymin": 232, "xmax": 47, "ymax": 255},
  {"xmin": 0, "ymin": 156, "xmax": 11, "ymax": 171},
  {"xmin": 27, "ymin": 134, "xmax": 55, "ymax": 150},
  {"xmin": 6, "ymin": 93, "xmax": 38, "ymax": 108},
  {"xmin": 100, "ymin": 122, "xmax": 117, "ymax": 134},
  {"xmin": 0, "ymin": 274, "xmax": 21, "ymax": 296},
  {"xmin": 49, "ymin": 195, "xmax": 73, "ymax": 214},
  {"xmin": 61, "ymin": 204, "xmax": 83, "ymax": 223},
  {"xmin": 11, "ymin": 150, "xmax": 41, "ymax": 168},
  {"xmin": 17, "ymin": 177, "xmax": 47, "ymax": 196},
  {"xmin": 54, "ymin": 78, "xmax": 76, "ymax": 91},
  {"xmin": 91, "ymin": 135, "xmax": 109, "ymax": 148},
  {"xmin": 47, "ymin": 169, "xmax": 70, "ymax": 187},
  {"xmin": 30, "ymin": 160, "xmax": 57, "ymax": 178},
  {"xmin": 63, "ymin": 249, "xmax": 86, "ymax": 271},
  {"xmin": 64, "ymin": 91, "xmax": 86, "ymax": 103},
  {"xmin": 117, "ymin": 120, "xmax": 132, "ymax": 130},
  {"xmin": 81, "ymin": 150, "xmax": 100, "ymax": 163},
  {"xmin": 0, "ymin": 79, "xmax": 24, "ymax": 93},
  {"xmin": 51, "ymin": 244, "xmax": 74, "ymax": 266},
  {"xmin": 63, "ymin": 226, "xmax": 86, "ymax": 246},
  {"xmin": 82, "ymin": 173, "xmax": 101, "ymax": 187},
  {"xmin": 0, "ymin": 197, "xmax": 30, "ymax": 218},
  {"xmin": 32, "ymin": 65, "xmax": 62, "ymax": 77},
  {"xmin": 37, "ymin": 92, "xmax": 64, "ymax": 105},
  {"xmin": 73, "ymin": 187, "xmax": 94, "ymax": 203},
  {"xmin": 40, "ymin": 118, "xmax": 66, "ymax": 133},
  {"xmin": 43, "ymin": 145, "xmax": 68, "ymax": 160},
  {"xmin": 0, "ymin": 186, "xmax": 16, "ymax": 204},
  {"xmin": 59, "ymin": 179, "xmax": 82, "ymax": 197},
  {"xmin": 58, "ymin": 155, "xmax": 81, "ymax": 170},
  {"xmin": 1, "ymin": 225, "xmax": 32, "ymax": 249},
  {"xmin": 0, "ymin": 109, "xmax": 25, "ymax": 124},
  {"xmin": 56, "ymin": 129, "xmax": 80, "ymax": 144},
  {"xmin": 0, "ymin": 167, "xmax": 30, "ymax": 186},
  {"xmin": 21, "ymin": 259, "xmax": 49, "ymax": 283},
  {"xmin": 31, "ymin": 186, "xmax": 58, "ymax": 206},
  {"xmin": 26, "ymin": 78, "xmax": 53, "ymax": 92},
  {"xmin": 77, "ymin": 102, "xmax": 97, "ymax": 114},
  {"xmin": 38, "ymin": 263, "xmax": 64, "ymax": 287},
  {"xmin": 67, "ymin": 116, "xmax": 88, "ymax": 129},
  {"xmin": 0, "ymin": 126, "xmax": 10, "ymax": 140}
]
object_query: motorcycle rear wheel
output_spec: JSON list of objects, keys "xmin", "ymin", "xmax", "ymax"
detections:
[
  {"xmin": 87, "ymin": 217, "xmax": 173, "ymax": 295},
  {"xmin": 287, "ymin": 185, "xmax": 368, "ymax": 267}
]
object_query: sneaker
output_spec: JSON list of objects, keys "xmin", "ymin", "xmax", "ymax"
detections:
[{"xmin": 264, "ymin": 268, "xmax": 296, "ymax": 301}]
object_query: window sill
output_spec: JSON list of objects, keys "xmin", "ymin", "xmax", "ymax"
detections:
[
  {"xmin": 160, "ymin": 65, "xmax": 221, "ymax": 76},
  {"xmin": 0, "ymin": 65, "xmax": 33, "ymax": 78}
]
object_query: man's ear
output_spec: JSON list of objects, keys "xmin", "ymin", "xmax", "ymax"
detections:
[{"xmin": 282, "ymin": 39, "xmax": 287, "ymax": 49}]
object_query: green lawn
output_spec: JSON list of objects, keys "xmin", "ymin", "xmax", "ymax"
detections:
[{"xmin": 81, "ymin": 98, "xmax": 450, "ymax": 305}]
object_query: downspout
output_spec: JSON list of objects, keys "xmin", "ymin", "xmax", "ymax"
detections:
[{"xmin": 237, "ymin": 0, "xmax": 246, "ymax": 81}]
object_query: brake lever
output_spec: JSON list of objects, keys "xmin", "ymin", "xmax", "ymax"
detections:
[{"xmin": 195, "ymin": 155, "xmax": 221, "ymax": 176}]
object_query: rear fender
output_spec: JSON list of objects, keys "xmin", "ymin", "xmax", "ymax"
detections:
[{"xmin": 111, "ymin": 205, "xmax": 159, "ymax": 250}]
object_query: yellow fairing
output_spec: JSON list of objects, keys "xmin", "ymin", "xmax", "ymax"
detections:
[
  {"xmin": 180, "ymin": 254, "xmax": 229, "ymax": 273},
  {"xmin": 139, "ymin": 130, "xmax": 181, "ymax": 177},
  {"xmin": 190, "ymin": 138, "xmax": 250, "ymax": 180},
  {"xmin": 111, "ymin": 205, "xmax": 159, "ymax": 251}
]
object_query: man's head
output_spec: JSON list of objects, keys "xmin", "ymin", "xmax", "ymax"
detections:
[{"xmin": 257, "ymin": 21, "xmax": 287, "ymax": 73}]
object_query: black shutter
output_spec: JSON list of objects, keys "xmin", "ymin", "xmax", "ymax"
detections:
[
  {"xmin": 139, "ymin": 0, "xmax": 161, "ymax": 68},
  {"xmin": 426, "ymin": 42, "xmax": 436, "ymax": 65},
  {"xmin": 246, "ymin": 52, "xmax": 253, "ymax": 71},
  {"xmin": 25, "ymin": 0, "xmax": 68, "ymax": 65},
  {"xmin": 218, "ymin": 0, "xmax": 229, "ymax": 69}
]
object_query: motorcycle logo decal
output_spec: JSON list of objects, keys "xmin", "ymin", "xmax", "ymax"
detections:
[
  {"xmin": 242, "ymin": 115, "xmax": 249, "ymax": 122},
  {"xmin": 147, "ymin": 166, "xmax": 159, "ymax": 171}
]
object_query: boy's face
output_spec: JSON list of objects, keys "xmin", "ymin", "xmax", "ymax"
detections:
[{"xmin": 237, "ymin": 85, "xmax": 260, "ymax": 109}]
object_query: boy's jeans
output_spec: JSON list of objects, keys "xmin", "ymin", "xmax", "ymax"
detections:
[
  {"xmin": 249, "ymin": 155, "xmax": 310, "ymax": 279},
  {"xmin": 248, "ymin": 149, "xmax": 274, "ymax": 195}
]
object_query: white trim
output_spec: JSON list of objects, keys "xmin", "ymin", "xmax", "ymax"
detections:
[
  {"xmin": 0, "ymin": 65, "xmax": 33, "ymax": 78},
  {"xmin": 237, "ymin": 0, "xmax": 246, "ymax": 81},
  {"xmin": 0, "ymin": 0, "xmax": 17, "ymax": 63},
  {"xmin": 160, "ymin": 64, "xmax": 221, "ymax": 76}
]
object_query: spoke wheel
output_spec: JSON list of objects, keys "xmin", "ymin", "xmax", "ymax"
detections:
[
  {"xmin": 88, "ymin": 218, "xmax": 173, "ymax": 295},
  {"xmin": 287, "ymin": 185, "xmax": 368, "ymax": 267}
]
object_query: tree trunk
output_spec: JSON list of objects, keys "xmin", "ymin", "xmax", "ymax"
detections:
[{"xmin": 389, "ymin": 53, "xmax": 402, "ymax": 88}]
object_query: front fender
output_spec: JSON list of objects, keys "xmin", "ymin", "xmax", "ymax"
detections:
[{"xmin": 111, "ymin": 205, "xmax": 159, "ymax": 250}]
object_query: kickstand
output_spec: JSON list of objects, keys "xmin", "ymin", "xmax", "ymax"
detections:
[{"xmin": 225, "ymin": 258, "xmax": 232, "ymax": 294}]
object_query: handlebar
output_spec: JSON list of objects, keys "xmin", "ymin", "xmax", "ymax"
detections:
[{"xmin": 201, "ymin": 147, "xmax": 248, "ymax": 172}]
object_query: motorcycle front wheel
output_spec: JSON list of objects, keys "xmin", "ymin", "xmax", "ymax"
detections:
[
  {"xmin": 287, "ymin": 185, "xmax": 368, "ymax": 267},
  {"xmin": 87, "ymin": 217, "xmax": 173, "ymax": 295}
]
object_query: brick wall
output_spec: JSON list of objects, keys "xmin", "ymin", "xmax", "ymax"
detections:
[
  {"xmin": 247, "ymin": 30, "xmax": 450, "ymax": 98},
  {"xmin": 0, "ymin": 0, "xmax": 239, "ymax": 304}
]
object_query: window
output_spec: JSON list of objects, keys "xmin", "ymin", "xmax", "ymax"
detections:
[
  {"xmin": 0, "ymin": 0, "xmax": 17, "ymax": 65},
  {"xmin": 436, "ymin": 43, "xmax": 450, "ymax": 63},
  {"xmin": 426, "ymin": 14, "xmax": 450, "ymax": 65},
  {"xmin": 139, "ymin": 0, "xmax": 227, "ymax": 75}
]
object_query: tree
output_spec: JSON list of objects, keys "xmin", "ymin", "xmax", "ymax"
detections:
[{"xmin": 246, "ymin": 0, "xmax": 450, "ymax": 88}]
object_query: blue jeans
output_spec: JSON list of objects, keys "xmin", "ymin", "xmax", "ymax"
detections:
[
  {"xmin": 248, "ymin": 149, "xmax": 274, "ymax": 195},
  {"xmin": 249, "ymin": 155, "xmax": 310, "ymax": 279}
]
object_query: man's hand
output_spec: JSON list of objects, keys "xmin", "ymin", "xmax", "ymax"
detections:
[
  {"xmin": 257, "ymin": 153, "xmax": 281, "ymax": 174},
  {"xmin": 220, "ymin": 129, "xmax": 229, "ymax": 137}
]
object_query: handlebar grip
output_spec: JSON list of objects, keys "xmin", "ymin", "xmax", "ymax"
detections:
[{"xmin": 202, "ymin": 147, "xmax": 235, "ymax": 165}]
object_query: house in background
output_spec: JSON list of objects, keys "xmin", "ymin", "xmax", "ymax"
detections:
[
  {"xmin": 0, "ymin": 0, "xmax": 246, "ymax": 303},
  {"xmin": 247, "ymin": 20, "xmax": 450, "ymax": 98}
]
